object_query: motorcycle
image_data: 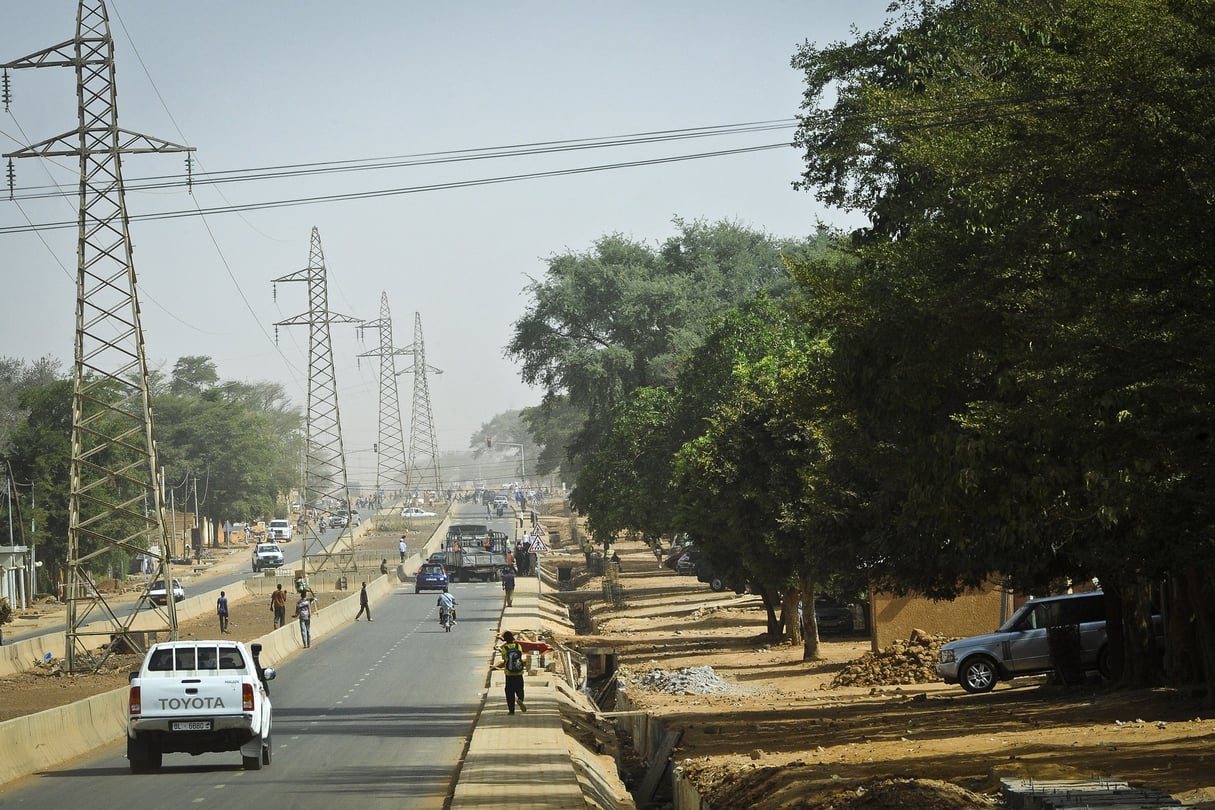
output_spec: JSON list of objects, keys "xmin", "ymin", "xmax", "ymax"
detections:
[{"xmin": 439, "ymin": 607, "xmax": 456, "ymax": 632}]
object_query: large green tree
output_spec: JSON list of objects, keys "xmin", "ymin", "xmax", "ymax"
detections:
[
  {"xmin": 507, "ymin": 219, "xmax": 830, "ymax": 468},
  {"xmin": 792, "ymin": 0, "xmax": 1215, "ymax": 688}
]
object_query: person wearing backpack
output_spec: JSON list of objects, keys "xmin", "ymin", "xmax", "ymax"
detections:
[
  {"xmin": 501, "ymin": 566, "xmax": 516, "ymax": 607},
  {"xmin": 498, "ymin": 631, "xmax": 527, "ymax": 714}
]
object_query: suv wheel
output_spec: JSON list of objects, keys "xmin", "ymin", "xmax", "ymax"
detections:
[
  {"xmin": 959, "ymin": 656, "xmax": 999, "ymax": 693},
  {"xmin": 709, "ymin": 577, "xmax": 726, "ymax": 592}
]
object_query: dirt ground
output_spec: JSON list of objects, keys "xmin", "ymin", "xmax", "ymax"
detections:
[
  {"xmin": 561, "ymin": 540, "xmax": 1215, "ymax": 809},
  {"xmin": 4, "ymin": 519, "xmax": 1215, "ymax": 808}
]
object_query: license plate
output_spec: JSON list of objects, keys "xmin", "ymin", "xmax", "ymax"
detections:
[{"xmin": 171, "ymin": 720, "xmax": 212, "ymax": 732}]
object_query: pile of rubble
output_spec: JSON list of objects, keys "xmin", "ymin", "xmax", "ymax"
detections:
[
  {"xmin": 829, "ymin": 633, "xmax": 951, "ymax": 688},
  {"xmin": 627, "ymin": 665, "xmax": 734, "ymax": 695}
]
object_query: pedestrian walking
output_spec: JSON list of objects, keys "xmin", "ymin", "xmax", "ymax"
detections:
[
  {"xmin": 501, "ymin": 567, "xmax": 516, "ymax": 608},
  {"xmin": 270, "ymin": 583, "xmax": 287, "ymax": 628},
  {"xmin": 293, "ymin": 592, "xmax": 314, "ymax": 648},
  {"xmin": 216, "ymin": 590, "xmax": 230, "ymax": 633},
  {"xmin": 380, "ymin": 558, "xmax": 389, "ymax": 575},
  {"xmin": 399, "ymin": 535, "xmax": 408, "ymax": 562},
  {"xmin": 498, "ymin": 631, "xmax": 527, "ymax": 715},
  {"xmin": 654, "ymin": 543, "xmax": 664, "ymax": 568},
  {"xmin": 354, "ymin": 582, "xmax": 372, "ymax": 621}
]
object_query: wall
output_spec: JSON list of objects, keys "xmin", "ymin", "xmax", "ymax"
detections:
[{"xmin": 870, "ymin": 581, "xmax": 1010, "ymax": 650}]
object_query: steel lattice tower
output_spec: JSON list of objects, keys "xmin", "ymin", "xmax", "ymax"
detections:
[
  {"xmin": 356, "ymin": 292, "xmax": 409, "ymax": 504},
  {"xmin": 273, "ymin": 228, "xmax": 362, "ymax": 572},
  {"xmin": 400, "ymin": 312, "xmax": 443, "ymax": 496},
  {"xmin": 3, "ymin": 0, "xmax": 194, "ymax": 672}
]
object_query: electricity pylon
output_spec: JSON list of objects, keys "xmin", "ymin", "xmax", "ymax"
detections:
[
  {"xmin": 3, "ymin": 0, "xmax": 194, "ymax": 672},
  {"xmin": 273, "ymin": 227, "xmax": 362, "ymax": 573},
  {"xmin": 400, "ymin": 313, "xmax": 443, "ymax": 496},
  {"xmin": 355, "ymin": 292, "xmax": 410, "ymax": 504}
]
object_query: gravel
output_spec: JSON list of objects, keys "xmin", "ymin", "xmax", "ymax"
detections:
[{"xmin": 627, "ymin": 665, "xmax": 734, "ymax": 695}]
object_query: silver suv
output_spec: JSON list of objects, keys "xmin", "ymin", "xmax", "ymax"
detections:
[{"xmin": 937, "ymin": 591, "xmax": 1109, "ymax": 693}]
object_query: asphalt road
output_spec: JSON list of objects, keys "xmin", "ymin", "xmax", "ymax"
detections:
[{"xmin": 0, "ymin": 578, "xmax": 506, "ymax": 808}]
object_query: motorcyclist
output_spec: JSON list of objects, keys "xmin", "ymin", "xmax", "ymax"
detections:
[{"xmin": 437, "ymin": 586, "xmax": 457, "ymax": 626}]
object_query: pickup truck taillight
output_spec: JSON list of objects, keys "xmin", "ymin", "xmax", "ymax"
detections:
[
  {"xmin": 242, "ymin": 682, "xmax": 255, "ymax": 711},
  {"xmin": 129, "ymin": 686, "xmax": 141, "ymax": 716}
]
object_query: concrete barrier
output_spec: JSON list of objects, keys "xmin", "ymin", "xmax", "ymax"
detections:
[{"xmin": 0, "ymin": 684, "xmax": 128, "ymax": 787}]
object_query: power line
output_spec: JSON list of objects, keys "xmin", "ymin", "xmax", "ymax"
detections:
[
  {"xmin": 0, "ymin": 143, "xmax": 788, "ymax": 234},
  {"xmin": 5, "ymin": 119, "xmax": 795, "ymax": 199}
]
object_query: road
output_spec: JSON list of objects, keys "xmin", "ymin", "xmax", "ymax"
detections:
[{"xmin": 0, "ymin": 577, "xmax": 507, "ymax": 808}]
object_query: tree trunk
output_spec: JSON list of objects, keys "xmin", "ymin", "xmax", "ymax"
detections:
[
  {"xmin": 1185, "ymin": 562, "xmax": 1215, "ymax": 707},
  {"xmin": 785, "ymin": 586, "xmax": 803, "ymax": 647},
  {"xmin": 800, "ymin": 575, "xmax": 820, "ymax": 661},
  {"xmin": 1104, "ymin": 575, "xmax": 1162, "ymax": 688},
  {"xmin": 759, "ymin": 586, "xmax": 782, "ymax": 639},
  {"xmin": 1165, "ymin": 571, "xmax": 1201, "ymax": 687}
]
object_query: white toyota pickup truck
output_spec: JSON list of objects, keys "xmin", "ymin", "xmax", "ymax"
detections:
[{"xmin": 127, "ymin": 640, "xmax": 276, "ymax": 772}]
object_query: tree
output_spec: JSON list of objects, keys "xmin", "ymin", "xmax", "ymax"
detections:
[
  {"xmin": 572, "ymin": 387, "xmax": 678, "ymax": 545},
  {"xmin": 0, "ymin": 356, "xmax": 62, "ymax": 456},
  {"xmin": 169, "ymin": 356, "xmax": 219, "ymax": 396},
  {"xmin": 507, "ymin": 220, "xmax": 829, "ymax": 469},
  {"xmin": 791, "ymin": 0, "xmax": 1215, "ymax": 689},
  {"xmin": 4, "ymin": 379, "xmax": 73, "ymax": 588}
]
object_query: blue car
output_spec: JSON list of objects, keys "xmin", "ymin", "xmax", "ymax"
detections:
[{"xmin": 415, "ymin": 562, "xmax": 449, "ymax": 593}]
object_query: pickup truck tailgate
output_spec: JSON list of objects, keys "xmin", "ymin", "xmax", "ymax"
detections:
[{"xmin": 137, "ymin": 672, "xmax": 246, "ymax": 719}]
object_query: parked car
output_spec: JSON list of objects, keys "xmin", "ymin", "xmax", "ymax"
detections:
[
  {"xmin": 400, "ymin": 507, "xmax": 437, "ymax": 518},
  {"xmin": 675, "ymin": 549, "xmax": 697, "ymax": 576},
  {"xmin": 796, "ymin": 598, "xmax": 864, "ymax": 634},
  {"xmin": 148, "ymin": 578, "xmax": 185, "ymax": 606},
  {"xmin": 937, "ymin": 591, "xmax": 1113, "ymax": 694},
  {"xmin": 414, "ymin": 562, "xmax": 449, "ymax": 594},
  {"xmin": 428, "ymin": 551, "xmax": 448, "ymax": 564},
  {"xmin": 813, "ymin": 599, "xmax": 855, "ymax": 634}
]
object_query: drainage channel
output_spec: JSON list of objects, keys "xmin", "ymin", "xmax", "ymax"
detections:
[
  {"xmin": 1001, "ymin": 777, "xmax": 1181, "ymax": 809},
  {"xmin": 566, "ymin": 595, "xmax": 697, "ymax": 809}
]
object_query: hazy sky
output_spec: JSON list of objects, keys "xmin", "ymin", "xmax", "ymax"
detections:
[{"xmin": 1, "ymin": 1, "xmax": 890, "ymax": 484}]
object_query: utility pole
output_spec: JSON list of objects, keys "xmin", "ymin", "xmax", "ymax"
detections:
[
  {"xmin": 356, "ymin": 292, "xmax": 410, "ymax": 507},
  {"xmin": 273, "ymin": 227, "xmax": 362, "ymax": 573},
  {"xmin": 3, "ymin": 0, "xmax": 193, "ymax": 671},
  {"xmin": 400, "ymin": 313, "xmax": 443, "ymax": 497}
]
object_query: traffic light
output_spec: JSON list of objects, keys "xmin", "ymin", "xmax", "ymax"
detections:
[{"xmin": 486, "ymin": 437, "xmax": 492, "ymax": 448}]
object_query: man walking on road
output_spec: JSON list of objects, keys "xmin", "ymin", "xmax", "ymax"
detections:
[
  {"xmin": 293, "ymin": 592, "xmax": 314, "ymax": 648},
  {"xmin": 501, "ymin": 567, "xmax": 516, "ymax": 608},
  {"xmin": 354, "ymin": 582, "xmax": 372, "ymax": 621},
  {"xmin": 216, "ymin": 590, "xmax": 230, "ymax": 634},
  {"xmin": 498, "ymin": 631, "xmax": 527, "ymax": 715},
  {"xmin": 270, "ymin": 583, "xmax": 288, "ymax": 628}
]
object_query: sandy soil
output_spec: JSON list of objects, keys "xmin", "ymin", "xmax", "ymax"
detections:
[
  {"xmin": 557, "ymin": 540, "xmax": 1215, "ymax": 809},
  {"xmin": 4, "ymin": 519, "xmax": 1215, "ymax": 809}
]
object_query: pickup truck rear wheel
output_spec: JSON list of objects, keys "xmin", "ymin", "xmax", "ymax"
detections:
[
  {"xmin": 262, "ymin": 736, "xmax": 272, "ymax": 766},
  {"xmin": 959, "ymin": 656, "xmax": 998, "ymax": 693}
]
